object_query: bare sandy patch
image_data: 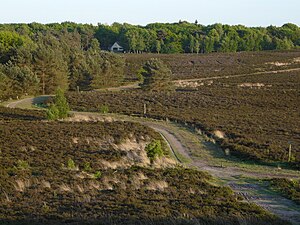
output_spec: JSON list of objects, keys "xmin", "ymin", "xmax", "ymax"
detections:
[
  {"xmin": 293, "ymin": 57, "xmax": 300, "ymax": 63},
  {"xmin": 238, "ymin": 83, "xmax": 266, "ymax": 88},
  {"xmin": 41, "ymin": 180, "xmax": 51, "ymax": 189},
  {"xmin": 266, "ymin": 62, "xmax": 291, "ymax": 66},
  {"xmin": 213, "ymin": 130, "xmax": 226, "ymax": 139},
  {"xmin": 153, "ymin": 156, "xmax": 177, "ymax": 168},
  {"xmin": 59, "ymin": 183, "xmax": 72, "ymax": 192},
  {"xmin": 146, "ymin": 180, "xmax": 168, "ymax": 191},
  {"xmin": 65, "ymin": 114, "xmax": 106, "ymax": 122}
]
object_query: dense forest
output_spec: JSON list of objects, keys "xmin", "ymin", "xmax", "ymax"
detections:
[
  {"xmin": 96, "ymin": 21, "xmax": 300, "ymax": 53},
  {"xmin": 0, "ymin": 21, "xmax": 300, "ymax": 100},
  {"xmin": 0, "ymin": 22, "xmax": 125, "ymax": 100}
]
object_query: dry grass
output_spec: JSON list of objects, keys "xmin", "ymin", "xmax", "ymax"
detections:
[
  {"xmin": 41, "ymin": 180, "xmax": 51, "ymax": 189},
  {"xmin": 136, "ymin": 172, "xmax": 148, "ymax": 181},
  {"xmin": 88, "ymin": 180, "xmax": 100, "ymax": 190},
  {"xmin": 13, "ymin": 179, "xmax": 31, "ymax": 192},
  {"xmin": 99, "ymin": 158, "xmax": 131, "ymax": 169},
  {"xmin": 65, "ymin": 114, "xmax": 105, "ymax": 122},
  {"xmin": 3, "ymin": 191, "xmax": 11, "ymax": 203},
  {"xmin": 59, "ymin": 183, "xmax": 72, "ymax": 192},
  {"xmin": 146, "ymin": 180, "xmax": 169, "ymax": 191},
  {"xmin": 153, "ymin": 156, "xmax": 177, "ymax": 168},
  {"xmin": 101, "ymin": 177, "xmax": 114, "ymax": 190},
  {"xmin": 116, "ymin": 138, "xmax": 147, "ymax": 151},
  {"xmin": 76, "ymin": 185, "xmax": 85, "ymax": 193},
  {"xmin": 75, "ymin": 171, "xmax": 95, "ymax": 179}
]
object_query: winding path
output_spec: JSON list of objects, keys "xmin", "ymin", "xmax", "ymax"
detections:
[
  {"xmin": 6, "ymin": 96, "xmax": 300, "ymax": 224},
  {"xmin": 144, "ymin": 122, "xmax": 300, "ymax": 225}
]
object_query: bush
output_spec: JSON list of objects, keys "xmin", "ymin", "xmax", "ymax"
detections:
[
  {"xmin": 99, "ymin": 105, "xmax": 109, "ymax": 114},
  {"xmin": 145, "ymin": 140, "xmax": 164, "ymax": 163},
  {"xmin": 67, "ymin": 159, "xmax": 76, "ymax": 170},
  {"xmin": 83, "ymin": 162, "xmax": 92, "ymax": 172},
  {"xmin": 94, "ymin": 171, "xmax": 102, "ymax": 179},
  {"xmin": 16, "ymin": 160, "xmax": 30, "ymax": 170}
]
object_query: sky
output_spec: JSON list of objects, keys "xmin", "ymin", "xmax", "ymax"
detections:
[{"xmin": 0, "ymin": 0, "xmax": 299, "ymax": 27}]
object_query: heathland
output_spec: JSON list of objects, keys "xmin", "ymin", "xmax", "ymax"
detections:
[{"xmin": 1, "ymin": 22, "xmax": 300, "ymax": 225}]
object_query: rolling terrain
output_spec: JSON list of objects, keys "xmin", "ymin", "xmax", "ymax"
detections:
[
  {"xmin": 3, "ymin": 95, "xmax": 300, "ymax": 224},
  {"xmin": 1, "ymin": 50, "xmax": 300, "ymax": 224},
  {"xmin": 0, "ymin": 106, "xmax": 286, "ymax": 225},
  {"xmin": 69, "ymin": 50, "xmax": 300, "ymax": 168}
]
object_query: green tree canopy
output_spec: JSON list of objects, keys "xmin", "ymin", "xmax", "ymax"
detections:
[{"xmin": 1, "ymin": 21, "xmax": 300, "ymax": 101}]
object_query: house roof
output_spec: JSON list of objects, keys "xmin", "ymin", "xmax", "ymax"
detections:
[{"xmin": 111, "ymin": 42, "xmax": 123, "ymax": 49}]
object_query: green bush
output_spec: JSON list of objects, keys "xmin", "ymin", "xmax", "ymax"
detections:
[
  {"xmin": 16, "ymin": 160, "xmax": 30, "ymax": 170},
  {"xmin": 145, "ymin": 140, "xmax": 164, "ymax": 163},
  {"xmin": 94, "ymin": 171, "xmax": 102, "ymax": 179},
  {"xmin": 99, "ymin": 105, "xmax": 109, "ymax": 114},
  {"xmin": 67, "ymin": 158, "xmax": 76, "ymax": 170},
  {"xmin": 83, "ymin": 162, "xmax": 92, "ymax": 172}
]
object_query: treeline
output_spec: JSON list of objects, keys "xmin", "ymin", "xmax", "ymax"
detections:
[
  {"xmin": 0, "ymin": 22, "xmax": 124, "ymax": 101},
  {"xmin": 1, "ymin": 21, "xmax": 300, "ymax": 100},
  {"xmin": 96, "ymin": 21, "xmax": 300, "ymax": 53}
]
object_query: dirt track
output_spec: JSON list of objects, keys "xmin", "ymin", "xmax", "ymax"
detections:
[
  {"xmin": 173, "ymin": 67, "xmax": 300, "ymax": 84},
  {"xmin": 145, "ymin": 122, "xmax": 300, "ymax": 225},
  {"xmin": 6, "ymin": 95, "xmax": 51, "ymax": 109}
]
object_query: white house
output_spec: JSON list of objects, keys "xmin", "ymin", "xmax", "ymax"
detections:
[{"xmin": 110, "ymin": 42, "xmax": 124, "ymax": 53}]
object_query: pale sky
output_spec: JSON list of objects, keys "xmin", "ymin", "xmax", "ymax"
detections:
[{"xmin": 0, "ymin": 0, "xmax": 299, "ymax": 27}]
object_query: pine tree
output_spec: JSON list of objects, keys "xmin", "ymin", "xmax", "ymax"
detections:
[
  {"xmin": 33, "ymin": 34, "xmax": 69, "ymax": 94},
  {"xmin": 156, "ymin": 40, "xmax": 161, "ymax": 54},
  {"xmin": 46, "ymin": 88, "xmax": 70, "ymax": 120},
  {"xmin": 189, "ymin": 35, "xmax": 195, "ymax": 53},
  {"xmin": 140, "ymin": 58, "xmax": 173, "ymax": 92},
  {"xmin": 54, "ymin": 88, "xmax": 70, "ymax": 119},
  {"xmin": 195, "ymin": 39, "xmax": 200, "ymax": 54},
  {"xmin": 46, "ymin": 104, "xmax": 60, "ymax": 120}
]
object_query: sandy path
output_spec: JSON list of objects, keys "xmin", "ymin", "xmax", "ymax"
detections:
[
  {"xmin": 6, "ymin": 95, "xmax": 51, "ymax": 109},
  {"xmin": 146, "ymin": 122, "xmax": 300, "ymax": 225},
  {"xmin": 173, "ymin": 67, "xmax": 300, "ymax": 84}
]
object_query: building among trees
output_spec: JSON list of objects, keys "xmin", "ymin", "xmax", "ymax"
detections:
[{"xmin": 110, "ymin": 42, "xmax": 124, "ymax": 53}]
